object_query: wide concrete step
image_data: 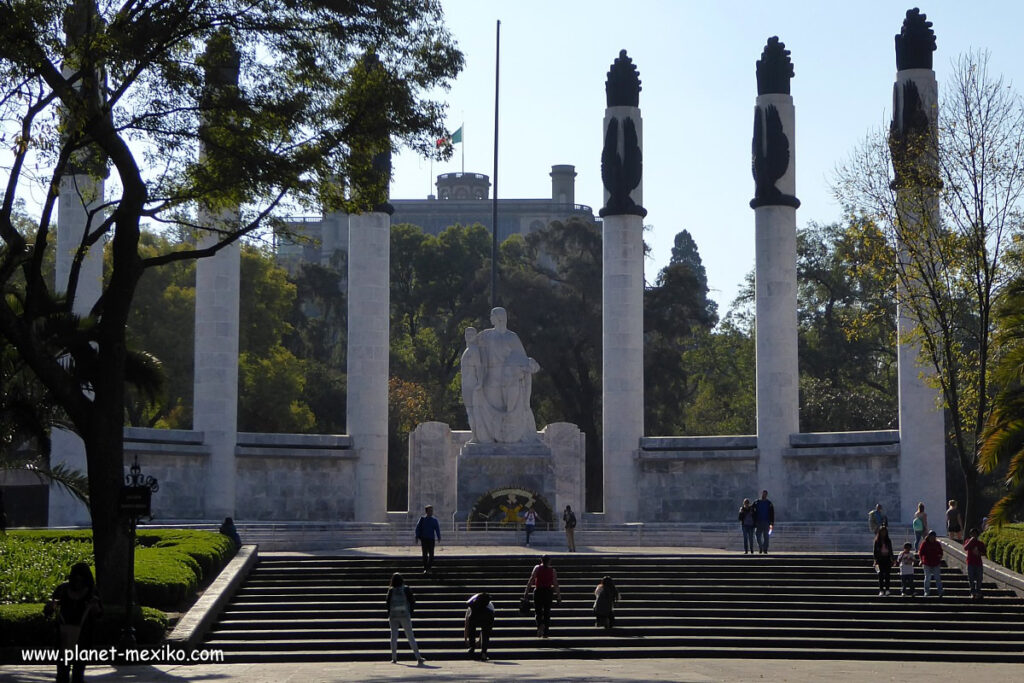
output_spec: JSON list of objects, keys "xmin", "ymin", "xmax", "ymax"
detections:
[
  {"xmin": 204, "ymin": 553, "xmax": 1024, "ymax": 663},
  {"xmin": 206, "ymin": 624, "xmax": 1024, "ymax": 643}
]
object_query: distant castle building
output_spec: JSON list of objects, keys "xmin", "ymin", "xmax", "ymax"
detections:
[{"xmin": 277, "ymin": 164, "xmax": 595, "ymax": 273}]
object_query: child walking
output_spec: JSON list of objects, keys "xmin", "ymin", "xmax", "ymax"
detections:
[{"xmin": 897, "ymin": 542, "xmax": 916, "ymax": 597}]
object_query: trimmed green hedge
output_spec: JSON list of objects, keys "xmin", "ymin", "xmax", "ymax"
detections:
[
  {"xmin": 980, "ymin": 523, "xmax": 1024, "ymax": 574},
  {"xmin": 1, "ymin": 529, "xmax": 235, "ymax": 647},
  {"xmin": 0, "ymin": 603, "xmax": 167, "ymax": 647}
]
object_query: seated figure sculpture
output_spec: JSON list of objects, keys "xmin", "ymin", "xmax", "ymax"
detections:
[{"xmin": 461, "ymin": 307, "xmax": 540, "ymax": 443}]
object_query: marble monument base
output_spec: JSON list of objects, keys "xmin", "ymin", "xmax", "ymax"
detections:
[
  {"xmin": 406, "ymin": 422, "xmax": 585, "ymax": 528},
  {"xmin": 456, "ymin": 440, "xmax": 556, "ymax": 527}
]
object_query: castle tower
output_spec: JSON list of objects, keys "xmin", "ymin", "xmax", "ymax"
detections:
[
  {"xmin": 601, "ymin": 50, "xmax": 646, "ymax": 523},
  {"xmin": 890, "ymin": 9, "xmax": 946, "ymax": 524},
  {"xmin": 750, "ymin": 37, "xmax": 801, "ymax": 507}
]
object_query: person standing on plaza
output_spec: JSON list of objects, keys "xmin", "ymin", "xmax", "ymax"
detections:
[
  {"xmin": 738, "ymin": 498, "xmax": 756, "ymax": 554},
  {"xmin": 523, "ymin": 555, "xmax": 560, "ymax": 637},
  {"xmin": 945, "ymin": 500, "xmax": 964, "ymax": 542},
  {"xmin": 896, "ymin": 542, "xmax": 916, "ymax": 597},
  {"xmin": 385, "ymin": 573, "xmax": 425, "ymax": 665},
  {"xmin": 464, "ymin": 591, "xmax": 495, "ymax": 661},
  {"xmin": 872, "ymin": 525, "xmax": 895, "ymax": 596},
  {"xmin": 918, "ymin": 530, "xmax": 944, "ymax": 597},
  {"xmin": 752, "ymin": 490, "xmax": 774, "ymax": 554},
  {"xmin": 415, "ymin": 505, "xmax": 441, "ymax": 574},
  {"xmin": 563, "ymin": 504, "xmax": 577, "ymax": 552},
  {"xmin": 912, "ymin": 502, "xmax": 928, "ymax": 551},
  {"xmin": 523, "ymin": 507, "xmax": 537, "ymax": 546},
  {"xmin": 963, "ymin": 527, "xmax": 987, "ymax": 599}
]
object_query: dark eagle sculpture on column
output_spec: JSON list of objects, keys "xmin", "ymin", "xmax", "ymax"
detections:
[
  {"xmin": 600, "ymin": 117, "xmax": 645, "ymax": 217},
  {"xmin": 750, "ymin": 105, "xmax": 799, "ymax": 209},
  {"xmin": 600, "ymin": 49, "xmax": 646, "ymax": 218}
]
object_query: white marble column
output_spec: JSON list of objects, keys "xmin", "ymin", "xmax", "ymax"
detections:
[
  {"xmin": 193, "ymin": 218, "xmax": 240, "ymax": 520},
  {"xmin": 751, "ymin": 39, "xmax": 800, "ymax": 510},
  {"xmin": 48, "ymin": 174, "xmax": 105, "ymax": 526},
  {"xmin": 893, "ymin": 65, "xmax": 946, "ymax": 525},
  {"xmin": 601, "ymin": 51, "xmax": 644, "ymax": 523},
  {"xmin": 193, "ymin": 33, "xmax": 241, "ymax": 520},
  {"xmin": 348, "ymin": 209, "xmax": 391, "ymax": 522}
]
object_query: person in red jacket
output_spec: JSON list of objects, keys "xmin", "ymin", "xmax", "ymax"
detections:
[
  {"xmin": 964, "ymin": 527, "xmax": 987, "ymax": 599},
  {"xmin": 523, "ymin": 555, "xmax": 561, "ymax": 637},
  {"xmin": 918, "ymin": 530, "xmax": 944, "ymax": 597}
]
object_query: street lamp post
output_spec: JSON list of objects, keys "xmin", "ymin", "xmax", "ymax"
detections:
[{"xmin": 118, "ymin": 456, "xmax": 158, "ymax": 647}]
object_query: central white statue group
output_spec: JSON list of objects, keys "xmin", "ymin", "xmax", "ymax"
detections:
[{"xmin": 461, "ymin": 307, "xmax": 540, "ymax": 444}]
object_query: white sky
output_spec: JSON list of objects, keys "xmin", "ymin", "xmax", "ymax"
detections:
[{"xmin": 390, "ymin": 0, "xmax": 1024, "ymax": 312}]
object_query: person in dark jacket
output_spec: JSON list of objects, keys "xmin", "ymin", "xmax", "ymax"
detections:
[
  {"xmin": 414, "ymin": 505, "xmax": 441, "ymax": 574},
  {"xmin": 872, "ymin": 525, "xmax": 895, "ymax": 595},
  {"xmin": 219, "ymin": 517, "xmax": 241, "ymax": 549},
  {"xmin": 593, "ymin": 576, "xmax": 620, "ymax": 629},
  {"xmin": 385, "ymin": 573, "xmax": 425, "ymax": 665},
  {"xmin": 464, "ymin": 591, "xmax": 495, "ymax": 661},
  {"xmin": 45, "ymin": 562, "xmax": 102, "ymax": 683},
  {"xmin": 738, "ymin": 498, "xmax": 756, "ymax": 554},
  {"xmin": 752, "ymin": 490, "xmax": 774, "ymax": 554}
]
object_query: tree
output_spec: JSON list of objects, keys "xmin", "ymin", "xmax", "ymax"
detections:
[
  {"xmin": 644, "ymin": 230, "xmax": 718, "ymax": 435},
  {"xmin": 501, "ymin": 218, "xmax": 604, "ymax": 510},
  {"xmin": 0, "ymin": 0, "xmax": 461, "ymax": 606},
  {"xmin": 796, "ymin": 220, "xmax": 897, "ymax": 432},
  {"xmin": 834, "ymin": 52, "xmax": 1024, "ymax": 529},
  {"xmin": 979, "ymin": 276, "xmax": 1024, "ymax": 525}
]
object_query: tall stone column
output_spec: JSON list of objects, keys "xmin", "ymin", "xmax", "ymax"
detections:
[
  {"xmin": 601, "ymin": 50, "xmax": 645, "ymax": 523},
  {"xmin": 48, "ymin": 2, "xmax": 107, "ymax": 527},
  {"xmin": 349, "ymin": 150, "xmax": 393, "ymax": 523},
  {"xmin": 751, "ymin": 38, "xmax": 800, "ymax": 509},
  {"xmin": 193, "ymin": 32, "xmax": 241, "ymax": 520},
  {"xmin": 891, "ymin": 9, "xmax": 946, "ymax": 524},
  {"xmin": 48, "ymin": 174, "xmax": 105, "ymax": 526}
]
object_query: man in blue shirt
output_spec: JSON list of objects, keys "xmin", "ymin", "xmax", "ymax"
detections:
[
  {"xmin": 752, "ymin": 490, "xmax": 775, "ymax": 554},
  {"xmin": 415, "ymin": 505, "xmax": 441, "ymax": 574}
]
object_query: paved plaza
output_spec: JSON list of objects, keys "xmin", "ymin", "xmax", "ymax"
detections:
[{"xmin": 5, "ymin": 657, "xmax": 1022, "ymax": 682}]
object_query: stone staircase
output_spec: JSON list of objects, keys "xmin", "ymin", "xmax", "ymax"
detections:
[{"xmin": 204, "ymin": 553, "xmax": 1024, "ymax": 662}]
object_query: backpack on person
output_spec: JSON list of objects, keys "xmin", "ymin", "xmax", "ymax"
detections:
[
  {"xmin": 868, "ymin": 510, "xmax": 881, "ymax": 532},
  {"xmin": 913, "ymin": 516, "xmax": 924, "ymax": 532},
  {"xmin": 565, "ymin": 511, "xmax": 577, "ymax": 529}
]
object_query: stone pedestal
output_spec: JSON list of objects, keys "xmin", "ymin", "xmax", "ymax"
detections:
[{"xmin": 456, "ymin": 441, "xmax": 556, "ymax": 525}]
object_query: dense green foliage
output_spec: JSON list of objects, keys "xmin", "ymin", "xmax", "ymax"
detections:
[
  {"xmin": 0, "ymin": 534, "xmax": 94, "ymax": 604},
  {"xmin": 0, "ymin": 529, "xmax": 233, "ymax": 610},
  {"xmin": 0, "ymin": 603, "xmax": 166, "ymax": 647},
  {"xmin": 0, "ymin": 0, "xmax": 463, "ymax": 605},
  {"xmin": 980, "ymin": 278, "xmax": 1024, "ymax": 525},
  {"xmin": 980, "ymin": 524, "xmax": 1024, "ymax": 574}
]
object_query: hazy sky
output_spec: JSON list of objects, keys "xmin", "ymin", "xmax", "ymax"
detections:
[{"xmin": 390, "ymin": 0, "xmax": 1024, "ymax": 312}]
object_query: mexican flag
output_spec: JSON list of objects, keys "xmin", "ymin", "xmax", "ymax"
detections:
[{"xmin": 436, "ymin": 125, "xmax": 463, "ymax": 147}]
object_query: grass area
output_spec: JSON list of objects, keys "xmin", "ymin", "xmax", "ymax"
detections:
[
  {"xmin": 981, "ymin": 523, "xmax": 1024, "ymax": 574},
  {"xmin": 0, "ymin": 529, "xmax": 234, "ymax": 647}
]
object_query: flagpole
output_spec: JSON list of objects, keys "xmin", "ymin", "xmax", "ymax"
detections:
[
  {"xmin": 461, "ymin": 122, "xmax": 465, "ymax": 175},
  {"xmin": 491, "ymin": 20, "xmax": 500, "ymax": 310}
]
